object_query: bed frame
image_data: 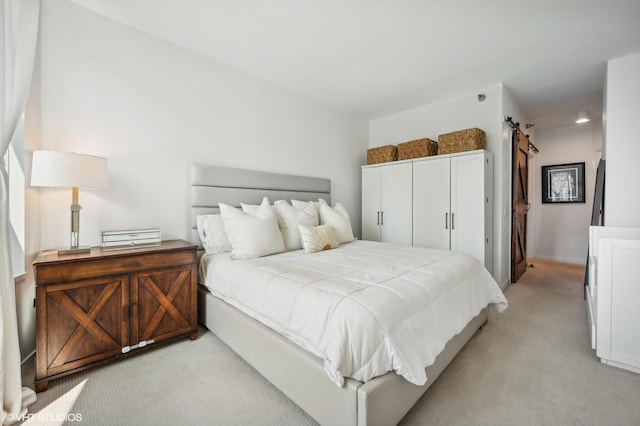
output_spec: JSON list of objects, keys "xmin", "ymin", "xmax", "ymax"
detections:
[{"xmin": 189, "ymin": 163, "xmax": 488, "ymax": 426}]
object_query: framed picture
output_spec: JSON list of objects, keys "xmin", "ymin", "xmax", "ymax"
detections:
[{"xmin": 541, "ymin": 162, "xmax": 585, "ymax": 204}]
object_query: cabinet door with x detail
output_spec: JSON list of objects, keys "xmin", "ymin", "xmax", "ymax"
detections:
[
  {"xmin": 37, "ymin": 274, "xmax": 129, "ymax": 381},
  {"xmin": 130, "ymin": 265, "xmax": 196, "ymax": 345}
]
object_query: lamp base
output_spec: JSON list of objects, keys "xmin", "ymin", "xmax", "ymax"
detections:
[{"xmin": 58, "ymin": 246, "xmax": 91, "ymax": 255}]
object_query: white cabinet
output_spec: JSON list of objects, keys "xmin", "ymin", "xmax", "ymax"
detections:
[
  {"xmin": 413, "ymin": 151, "xmax": 493, "ymax": 273},
  {"xmin": 361, "ymin": 150, "xmax": 493, "ymax": 273},
  {"xmin": 412, "ymin": 157, "xmax": 451, "ymax": 250},
  {"xmin": 361, "ymin": 162, "xmax": 413, "ymax": 245},
  {"xmin": 587, "ymin": 226, "xmax": 640, "ymax": 374}
]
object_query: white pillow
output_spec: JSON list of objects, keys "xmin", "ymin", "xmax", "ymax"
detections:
[
  {"xmin": 274, "ymin": 200, "xmax": 318, "ymax": 251},
  {"xmin": 241, "ymin": 202, "xmax": 277, "ymax": 215},
  {"xmin": 291, "ymin": 199, "xmax": 320, "ymax": 225},
  {"xmin": 196, "ymin": 214, "xmax": 232, "ymax": 255},
  {"xmin": 220, "ymin": 197, "xmax": 285, "ymax": 259},
  {"xmin": 318, "ymin": 199, "xmax": 355, "ymax": 244},
  {"xmin": 298, "ymin": 224, "xmax": 339, "ymax": 254}
]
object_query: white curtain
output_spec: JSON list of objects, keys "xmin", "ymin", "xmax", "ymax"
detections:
[{"xmin": 1, "ymin": 0, "xmax": 40, "ymax": 424}]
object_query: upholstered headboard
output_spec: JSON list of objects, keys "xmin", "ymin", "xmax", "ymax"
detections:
[{"xmin": 189, "ymin": 164, "xmax": 331, "ymax": 247}]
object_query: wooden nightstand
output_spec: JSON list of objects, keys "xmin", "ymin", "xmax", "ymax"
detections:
[{"xmin": 33, "ymin": 239, "xmax": 198, "ymax": 392}]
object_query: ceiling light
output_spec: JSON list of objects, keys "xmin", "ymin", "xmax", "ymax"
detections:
[{"xmin": 576, "ymin": 111, "xmax": 590, "ymax": 124}]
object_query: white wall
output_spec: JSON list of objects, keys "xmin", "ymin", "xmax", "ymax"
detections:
[
  {"xmin": 369, "ymin": 86, "xmax": 502, "ymax": 149},
  {"xmin": 604, "ymin": 52, "xmax": 640, "ymax": 227},
  {"xmin": 21, "ymin": 0, "xmax": 367, "ymax": 360},
  {"xmin": 30, "ymin": 0, "xmax": 367, "ymax": 249},
  {"xmin": 529, "ymin": 121, "xmax": 602, "ymax": 264},
  {"xmin": 369, "ymin": 84, "xmax": 524, "ymax": 287}
]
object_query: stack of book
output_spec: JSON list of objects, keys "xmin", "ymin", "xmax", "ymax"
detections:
[{"xmin": 100, "ymin": 228, "xmax": 161, "ymax": 251}]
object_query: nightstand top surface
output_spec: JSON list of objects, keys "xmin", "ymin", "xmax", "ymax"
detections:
[{"xmin": 33, "ymin": 239, "xmax": 197, "ymax": 265}]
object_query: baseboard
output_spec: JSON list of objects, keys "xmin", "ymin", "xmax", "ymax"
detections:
[
  {"xmin": 500, "ymin": 279, "xmax": 511, "ymax": 292},
  {"xmin": 530, "ymin": 255, "xmax": 585, "ymax": 266}
]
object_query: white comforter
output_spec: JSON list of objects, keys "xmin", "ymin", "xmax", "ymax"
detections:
[{"xmin": 199, "ymin": 240, "xmax": 507, "ymax": 387}]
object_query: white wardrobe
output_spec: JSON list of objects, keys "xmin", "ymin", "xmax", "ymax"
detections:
[
  {"xmin": 361, "ymin": 162, "xmax": 413, "ymax": 245},
  {"xmin": 362, "ymin": 150, "xmax": 493, "ymax": 273}
]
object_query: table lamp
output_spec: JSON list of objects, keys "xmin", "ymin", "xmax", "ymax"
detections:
[{"xmin": 31, "ymin": 150, "xmax": 109, "ymax": 254}]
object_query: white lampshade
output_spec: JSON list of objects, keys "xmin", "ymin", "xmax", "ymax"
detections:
[
  {"xmin": 31, "ymin": 150, "xmax": 108, "ymax": 254},
  {"xmin": 31, "ymin": 151, "xmax": 109, "ymax": 188}
]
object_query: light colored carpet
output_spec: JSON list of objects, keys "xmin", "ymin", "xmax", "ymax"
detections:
[
  {"xmin": 21, "ymin": 260, "xmax": 640, "ymax": 425},
  {"xmin": 20, "ymin": 329, "xmax": 316, "ymax": 426},
  {"xmin": 400, "ymin": 260, "xmax": 640, "ymax": 426}
]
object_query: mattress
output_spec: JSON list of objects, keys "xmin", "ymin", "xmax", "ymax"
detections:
[{"xmin": 199, "ymin": 240, "xmax": 507, "ymax": 387}]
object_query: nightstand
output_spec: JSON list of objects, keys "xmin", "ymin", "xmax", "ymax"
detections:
[{"xmin": 33, "ymin": 239, "xmax": 198, "ymax": 392}]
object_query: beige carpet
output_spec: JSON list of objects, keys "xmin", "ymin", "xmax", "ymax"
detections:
[
  {"xmin": 400, "ymin": 260, "xmax": 640, "ymax": 426},
  {"xmin": 21, "ymin": 260, "xmax": 640, "ymax": 425}
]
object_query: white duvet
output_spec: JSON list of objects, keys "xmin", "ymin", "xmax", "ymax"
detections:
[{"xmin": 199, "ymin": 240, "xmax": 507, "ymax": 387}]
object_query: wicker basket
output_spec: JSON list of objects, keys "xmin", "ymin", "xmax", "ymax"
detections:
[
  {"xmin": 366, "ymin": 145, "xmax": 397, "ymax": 165},
  {"xmin": 438, "ymin": 128, "xmax": 486, "ymax": 154},
  {"xmin": 397, "ymin": 138, "xmax": 438, "ymax": 160}
]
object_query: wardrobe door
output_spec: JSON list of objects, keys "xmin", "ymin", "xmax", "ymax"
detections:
[
  {"xmin": 413, "ymin": 157, "xmax": 451, "ymax": 250},
  {"xmin": 450, "ymin": 153, "xmax": 486, "ymax": 264},
  {"xmin": 361, "ymin": 167, "xmax": 382, "ymax": 242},
  {"xmin": 380, "ymin": 163, "xmax": 413, "ymax": 245}
]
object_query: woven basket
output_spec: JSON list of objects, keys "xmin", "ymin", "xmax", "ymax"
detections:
[
  {"xmin": 438, "ymin": 128, "xmax": 486, "ymax": 154},
  {"xmin": 397, "ymin": 138, "xmax": 438, "ymax": 160},
  {"xmin": 366, "ymin": 145, "xmax": 397, "ymax": 165}
]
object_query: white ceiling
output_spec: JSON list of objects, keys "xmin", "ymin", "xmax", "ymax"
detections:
[{"xmin": 69, "ymin": 0, "xmax": 640, "ymax": 130}]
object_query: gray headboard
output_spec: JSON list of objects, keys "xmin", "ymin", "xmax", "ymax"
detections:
[{"xmin": 189, "ymin": 164, "xmax": 331, "ymax": 246}]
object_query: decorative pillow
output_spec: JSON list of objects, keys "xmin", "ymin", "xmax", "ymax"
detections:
[
  {"xmin": 196, "ymin": 214, "xmax": 232, "ymax": 255},
  {"xmin": 318, "ymin": 199, "xmax": 355, "ymax": 244},
  {"xmin": 219, "ymin": 197, "xmax": 285, "ymax": 259},
  {"xmin": 297, "ymin": 224, "xmax": 339, "ymax": 254},
  {"xmin": 274, "ymin": 200, "xmax": 318, "ymax": 251},
  {"xmin": 291, "ymin": 200, "xmax": 320, "ymax": 225}
]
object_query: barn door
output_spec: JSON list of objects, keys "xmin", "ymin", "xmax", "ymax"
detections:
[{"xmin": 511, "ymin": 129, "xmax": 529, "ymax": 283}]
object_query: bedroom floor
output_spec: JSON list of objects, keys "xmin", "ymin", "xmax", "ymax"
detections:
[
  {"xmin": 399, "ymin": 259, "xmax": 640, "ymax": 425},
  {"xmin": 20, "ymin": 260, "xmax": 640, "ymax": 425}
]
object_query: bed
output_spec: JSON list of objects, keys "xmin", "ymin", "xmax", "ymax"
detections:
[{"xmin": 189, "ymin": 163, "xmax": 507, "ymax": 426}]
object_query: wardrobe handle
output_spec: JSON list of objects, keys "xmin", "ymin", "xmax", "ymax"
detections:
[
  {"xmin": 445, "ymin": 212, "xmax": 448, "ymax": 230},
  {"xmin": 452, "ymin": 213, "xmax": 455, "ymax": 230},
  {"xmin": 377, "ymin": 211, "xmax": 380, "ymax": 225},
  {"xmin": 381, "ymin": 211, "xmax": 384, "ymax": 225}
]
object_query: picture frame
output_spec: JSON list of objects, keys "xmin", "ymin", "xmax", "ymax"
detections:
[{"xmin": 541, "ymin": 162, "xmax": 585, "ymax": 204}]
